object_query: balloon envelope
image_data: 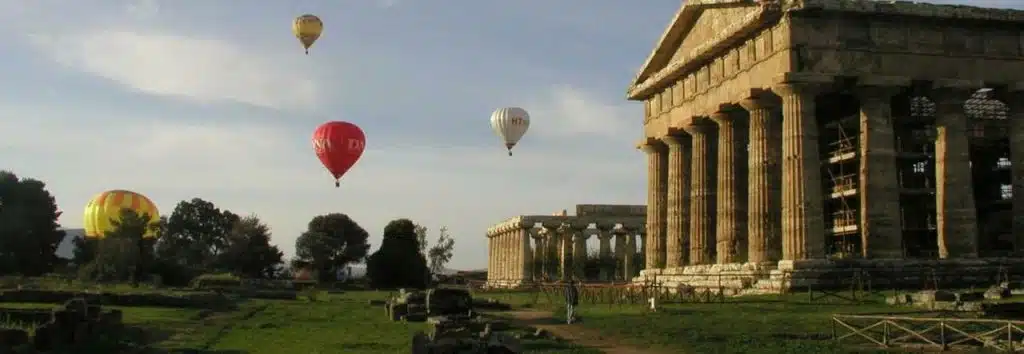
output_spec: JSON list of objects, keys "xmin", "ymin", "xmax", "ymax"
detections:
[
  {"xmin": 83, "ymin": 190, "xmax": 159, "ymax": 238},
  {"xmin": 292, "ymin": 14, "xmax": 323, "ymax": 54},
  {"xmin": 490, "ymin": 107, "xmax": 530, "ymax": 156},
  {"xmin": 313, "ymin": 121, "xmax": 366, "ymax": 186}
]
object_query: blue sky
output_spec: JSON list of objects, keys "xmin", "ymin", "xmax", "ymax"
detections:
[{"xmin": 0, "ymin": 0, "xmax": 1019, "ymax": 270}]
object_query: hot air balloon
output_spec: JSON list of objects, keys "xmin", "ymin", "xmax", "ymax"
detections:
[
  {"xmin": 292, "ymin": 14, "xmax": 323, "ymax": 55},
  {"xmin": 83, "ymin": 190, "xmax": 160, "ymax": 239},
  {"xmin": 490, "ymin": 107, "xmax": 530, "ymax": 156},
  {"xmin": 313, "ymin": 121, "xmax": 366, "ymax": 187}
]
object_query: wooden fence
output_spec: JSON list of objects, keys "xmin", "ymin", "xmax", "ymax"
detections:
[{"xmin": 832, "ymin": 314, "xmax": 1024, "ymax": 351}]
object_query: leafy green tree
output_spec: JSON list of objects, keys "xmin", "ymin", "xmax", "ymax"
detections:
[
  {"xmin": 366, "ymin": 218, "xmax": 429, "ymax": 289},
  {"xmin": 81, "ymin": 209, "xmax": 159, "ymax": 285},
  {"xmin": 427, "ymin": 226, "xmax": 455, "ymax": 275},
  {"xmin": 294, "ymin": 213, "xmax": 371, "ymax": 282},
  {"xmin": 156, "ymin": 198, "xmax": 239, "ymax": 270},
  {"xmin": 414, "ymin": 223, "xmax": 428, "ymax": 255},
  {"xmin": 0, "ymin": 171, "xmax": 66, "ymax": 275},
  {"xmin": 71, "ymin": 236, "xmax": 98, "ymax": 266},
  {"xmin": 217, "ymin": 215, "xmax": 284, "ymax": 278}
]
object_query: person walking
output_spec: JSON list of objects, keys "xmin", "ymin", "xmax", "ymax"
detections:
[{"xmin": 564, "ymin": 279, "xmax": 580, "ymax": 324}]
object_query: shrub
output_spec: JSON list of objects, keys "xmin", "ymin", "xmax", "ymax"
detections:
[{"xmin": 190, "ymin": 273, "xmax": 242, "ymax": 290}]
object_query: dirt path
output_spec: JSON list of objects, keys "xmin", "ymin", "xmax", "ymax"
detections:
[{"xmin": 492, "ymin": 310, "xmax": 669, "ymax": 354}]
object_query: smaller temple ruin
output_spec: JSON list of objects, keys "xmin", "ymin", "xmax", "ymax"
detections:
[{"xmin": 484, "ymin": 204, "xmax": 646, "ymax": 288}]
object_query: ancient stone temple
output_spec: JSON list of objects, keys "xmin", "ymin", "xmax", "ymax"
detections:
[
  {"xmin": 629, "ymin": 0, "xmax": 1024, "ymax": 293},
  {"xmin": 485, "ymin": 205, "xmax": 646, "ymax": 288}
]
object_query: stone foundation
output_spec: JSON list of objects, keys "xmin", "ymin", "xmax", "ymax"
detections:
[
  {"xmin": 633, "ymin": 258, "xmax": 1024, "ymax": 295},
  {"xmin": 483, "ymin": 279, "xmax": 531, "ymax": 289}
]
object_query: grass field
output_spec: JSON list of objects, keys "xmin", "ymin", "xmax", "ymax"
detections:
[
  {"xmin": 477, "ymin": 290, "xmax": 931, "ymax": 354},
  {"xmin": 0, "ymin": 291, "xmax": 596, "ymax": 353}
]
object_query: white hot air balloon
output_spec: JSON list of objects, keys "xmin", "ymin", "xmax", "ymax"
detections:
[{"xmin": 490, "ymin": 107, "xmax": 530, "ymax": 156}]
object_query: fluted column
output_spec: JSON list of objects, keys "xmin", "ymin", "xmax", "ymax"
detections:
[
  {"xmin": 620, "ymin": 228, "xmax": 636, "ymax": 279},
  {"xmin": 662, "ymin": 134, "xmax": 691, "ymax": 268},
  {"xmin": 532, "ymin": 232, "xmax": 544, "ymax": 280},
  {"xmin": 521, "ymin": 228, "xmax": 532, "ymax": 282},
  {"xmin": 572, "ymin": 232, "xmax": 587, "ymax": 280},
  {"xmin": 542, "ymin": 225, "xmax": 560, "ymax": 279},
  {"xmin": 613, "ymin": 230, "xmax": 626, "ymax": 280},
  {"xmin": 487, "ymin": 236, "xmax": 495, "ymax": 281},
  {"xmin": 596, "ymin": 223, "xmax": 614, "ymax": 280},
  {"xmin": 498, "ymin": 233, "xmax": 506, "ymax": 281},
  {"xmin": 857, "ymin": 80, "xmax": 907, "ymax": 259},
  {"xmin": 558, "ymin": 224, "xmax": 572, "ymax": 280},
  {"xmin": 774, "ymin": 80, "xmax": 827, "ymax": 260},
  {"xmin": 684, "ymin": 119, "xmax": 718, "ymax": 264},
  {"xmin": 931, "ymin": 80, "xmax": 980, "ymax": 259},
  {"xmin": 640, "ymin": 139, "xmax": 668, "ymax": 270},
  {"xmin": 997, "ymin": 84, "xmax": 1024, "ymax": 255},
  {"xmin": 711, "ymin": 108, "xmax": 748, "ymax": 264},
  {"xmin": 740, "ymin": 94, "xmax": 783, "ymax": 263}
]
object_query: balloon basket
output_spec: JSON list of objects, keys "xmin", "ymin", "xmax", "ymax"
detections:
[{"xmin": 334, "ymin": 181, "xmax": 340, "ymax": 188}]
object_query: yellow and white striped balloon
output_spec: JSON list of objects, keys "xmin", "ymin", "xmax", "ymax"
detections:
[{"xmin": 83, "ymin": 190, "xmax": 160, "ymax": 238}]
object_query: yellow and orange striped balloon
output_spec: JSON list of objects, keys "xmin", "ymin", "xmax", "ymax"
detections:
[{"xmin": 83, "ymin": 190, "xmax": 160, "ymax": 238}]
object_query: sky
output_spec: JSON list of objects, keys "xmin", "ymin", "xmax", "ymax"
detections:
[{"xmin": 0, "ymin": 0, "xmax": 1019, "ymax": 270}]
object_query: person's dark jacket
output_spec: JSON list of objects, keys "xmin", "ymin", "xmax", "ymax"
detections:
[{"xmin": 564, "ymin": 282, "xmax": 579, "ymax": 306}]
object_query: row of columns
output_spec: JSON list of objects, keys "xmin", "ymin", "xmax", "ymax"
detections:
[
  {"xmin": 642, "ymin": 76, "xmax": 1024, "ymax": 269},
  {"xmin": 486, "ymin": 220, "xmax": 647, "ymax": 284}
]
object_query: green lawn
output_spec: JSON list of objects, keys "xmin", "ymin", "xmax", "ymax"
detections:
[
  {"xmin": 74, "ymin": 291, "xmax": 597, "ymax": 353},
  {"xmin": 480, "ymin": 290, "xmax": 938, "ymax": 354}
]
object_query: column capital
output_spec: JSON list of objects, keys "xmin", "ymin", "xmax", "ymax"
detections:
[
  {"xmin": 594, "ymin": 221, "xmax": 617, "ymax": 230},
  {"xmin": 739, "ymin": 89, "xmax": 781, "ymax": 111},
  {"xmin": 709, "ymin": 104, "xmax": 743, "ymax": 126},
  {"xmin": 928, "ymin": 79, "xmax": 983, "ymax": 104},
  {"xmin": 637, "ymin": 137, "xmax": 665, "ymax": 154},
  {"xmin": 659, "ymin": 132, "xmax": 689, "ymax": 148},
  {"xmin": 682, "ymin": 117, "xmax": 716, "ymax": 135},
  {"xmin": 771, "ymin": 73, "xmax": 834, "ymax": 97},
  {"xmin": 854, "ymin": 75, "xmax": 911, "ymax": 101}
]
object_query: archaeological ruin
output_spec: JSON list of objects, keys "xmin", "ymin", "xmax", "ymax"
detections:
[
  {"xmin": 485, "ymin": 205, "xmax": 646, "ymax": 288},
  {"xmin": 626, "ymin": 0, "xmax": 1024, "ymax": 293}
]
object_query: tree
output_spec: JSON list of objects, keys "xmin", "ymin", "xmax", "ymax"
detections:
[
  {"xmin": 156, "ymin": 198, "xmax": 239, "ymax": 270},
  {"xmin": 414, "ymin": 224, "xmax": 428, "ymax": 256},
  {"xmin": 0, "ymin": 171, "xmax": 66, "ymax": 276},
  {"xmin": 71, "ymin": 236, "xmax": 98, "ymax": 266},
  {"xmin": 366, "ymin": 218, "xmax": 429, "ymax": 289},
  {"xmin": 217, "ymin": 215, "xmax": 284, "ymax": 278},
  {"xmin": 294, "ymin": 213, "xmax": 371, "ymax": 282},
  {"xmin": 84, "ymin": 208, "xmax": 159, "ymax": 286},
  {"xmin": 427, "ymin": 226, "xmax": 455, "ymax": 275}
]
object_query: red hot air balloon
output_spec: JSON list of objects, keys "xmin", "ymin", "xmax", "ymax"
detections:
[{"xmin": 312, "ymin": 121, "xmax": 366, "ymax": 187}]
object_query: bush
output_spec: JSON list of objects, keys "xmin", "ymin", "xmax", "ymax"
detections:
[
  {"xmin": 190, "ymin": 273, "xmax": 242, "ymax": 289},
  {"xmin": 148, "ymin": 260, "xmax": 198, "ymax": 287}
]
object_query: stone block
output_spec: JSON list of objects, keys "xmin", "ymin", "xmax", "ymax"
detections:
[{"xmin": 984, "ymin": 286, "xmax": 1011, "ymax": 300}]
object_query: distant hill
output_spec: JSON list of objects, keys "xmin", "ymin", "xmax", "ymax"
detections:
[{"xmin": 57, "ymin": 228, "xmax": 83, "ymax": 259}]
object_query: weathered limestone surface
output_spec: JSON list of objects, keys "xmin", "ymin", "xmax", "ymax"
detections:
[
  {"xmin": 774, "ymin": 78, "xmax": 827, "ymax": 261},
  {"xmin": 931, "ymin": 81, "xmax": 980, "ymax": 259},
  {"xmin": 683, "ymin": 120, "xmax": 717, "ymax": 264},
  {"xmin": 856, "ymin": 79, "xmax": 906, "ymax": 259},
  {"xmin": 642, "ymin": 142, "xmax": 668, "ymax": 270},
  {"xmin": 711, "ymin": 109, "xmax": 748, "ymax": 264},
  {"xmin": 662, "ymin": 134, "xmax": 691, "ymax": 268},
  {"xmin": 999, "ymin": 84, "xmax": 1024, "ymax": 255},
  {"xmin": 740, "ymin": 95, "xmax": 782, "ymax": 264}
]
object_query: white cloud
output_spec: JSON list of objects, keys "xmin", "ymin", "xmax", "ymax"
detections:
[
  {"xmin": 376, "ymin": 0, "xmax": 399, "ymax": 9},
  {"xmin": 527, "ymin": 85, "xmax": 639, "ymax": 138},
  {"xmin": 27, "ymin": 30, "xmax": 320, "ymax": 110}
]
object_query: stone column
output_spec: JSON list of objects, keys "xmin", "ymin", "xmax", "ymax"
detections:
[
  {"xmin": 558, "ymin": 224, "xmax": 572, "ymax": 281},
  {"xmin": 498, "ymin": 233, "xmax": 506, "ymax": 281},
  {"xmin": 542, "ymin": 224, "xmax": 560, "ymax": 280},
  {"xmin": 997, "ymin": 84, "xmax": 1024, "ymax": 255},
  {"xmin": 638, "ymin": 231, "xmax": 647, "ymax": 269},
  {"xmin": 774, "ymin": 78, "xmax": 828, "ymax": 260},
  {"xmin": 856, "ymin": 79, "xmax": 908, "ymax": 259},
  {"xmin": 487, "ymin": 235, "xmax": 495, "ymax": 281},
  {"xmin": 521, "ymin": 228, "xmax": 532, "ymax": 282},
  {"xmin": 741, "ymin": 94, "xmax": 783, "ymax": 263},
  {"xmin": 620, "ymin": 228, "xmax": 636, "ymax": 279},
  {"xmin": 662, "ymin": 134, "xmax": 691, "ymax": 268},
  {"xmin": 573, "ymin": 231, "xmax": 587, "ymax": 280},
  {"xmin": 931, "ymin": 80, "xmax": 980, "ymax": 259},
  {"xmin": 711, "ymin": 108, "xmax": 749, "ymax": 264},
  {"xmin": 597, "ymin": 224, "xmax": 613, "ymax": 280},
  {"xmin": 684, "ymin": 119, "xmax": 717, "ymax": 264},
  {"xmin": 532, "ymin": 231, "xmax": 544, "ymax": 280},
  {"xmin": 640, "ymin": 139, "xmax": 668, "ymax": 270},
  {"xmin": 613, "ymin": 229, "xmax": 626, "ymax": 280}
]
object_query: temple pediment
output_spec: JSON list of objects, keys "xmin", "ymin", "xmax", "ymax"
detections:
[{"xmin": 628, "ymin": 0, "xmax": 773, "ymax": 99}]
